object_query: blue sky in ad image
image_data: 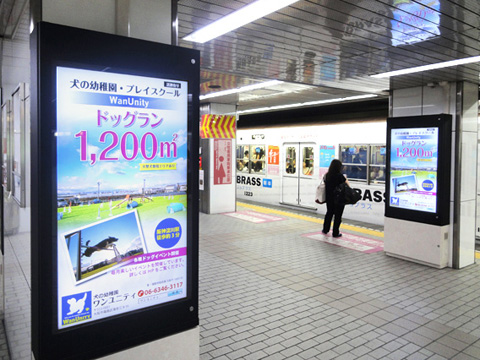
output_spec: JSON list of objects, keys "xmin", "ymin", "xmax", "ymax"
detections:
[
  {"xmin": 56, "ymin": 67, "xmax": 188, "ymax": 194},
  {"xmin": 390, "ymin": 129, "xmax": 438, "ymax": 170},
  {"xmin": 66, "ymin": 211, "xmax": 144, "ymax": 269}
]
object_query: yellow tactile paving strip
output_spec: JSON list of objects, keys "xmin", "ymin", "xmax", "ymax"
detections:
[{"xmin": 237, "ymin": 201, "xmax": 384, "ymax": 238}]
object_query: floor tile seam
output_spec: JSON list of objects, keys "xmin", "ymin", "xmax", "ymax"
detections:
[
  {"xmin": 375, "ymin": 320, "xmax": 479, "ymax": 359},
  {"xmin": 199, "ymin": 220, "xmax": 477, "ymax": 357},
  {"xmin": 237, "ymin": 201, "xmax": 384, "ymax": 238},
  {"xmin": 200, "ymin": 239, "xmax": 418, "ymax": 323},
  {"xmin": 198, "ymin": 249, "xmax": 292, "ymax": 295},
  {"xmin": 200, "ymin": 242, "xmax": 287, "ymax": 271},
  {"xmin": 200, "ymin": 244, "xmax": 336, "ymax": 293},
  {"xmin": 302, "ymin": 285, "xmax": 476, "ymax": 355},
  {"xmin": 4, "ymin": 236, "xmax": 31, "ymax": 291},
  {"xmin": 429, "ymin": 326, "xmax": 480, "ymax": 350},
  {"xmin": 199, "ymin": 244, "xmax": 385, "ymax": 317}
]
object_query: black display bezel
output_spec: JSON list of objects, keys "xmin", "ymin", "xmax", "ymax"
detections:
[
  {"xmin": 385, "ymin": 114, "xmax": 451, "ymax": 226},
  {"xmin": 31, "ymin": 22, "xmax": 199, "ymax": 360}
]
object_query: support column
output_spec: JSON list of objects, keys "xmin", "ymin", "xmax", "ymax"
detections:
[
  {"xmin": 388, "ymin": 81, "xmax": 478, "ymax": 269},
  {"xmin": 199, "ymin": 103, "xmax": 237, "ymax": 214},
  {"xmin": 453, "ymin": 82, "xmax": 478, "ymax": 268}
]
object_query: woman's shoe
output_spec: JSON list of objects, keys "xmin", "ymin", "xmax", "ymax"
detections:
[
  {"xmin": 322, "ymin": 230, "xmax": 328, "ymax": 234},
  {"xmin": 332, "ymin": 233, "xmax": 342, "ymax": 238}
]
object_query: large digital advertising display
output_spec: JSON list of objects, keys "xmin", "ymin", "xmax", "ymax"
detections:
[
  {"xmin": 385, "ymin": 114, "xmax": 451, "ymax": 226},
  {"xmin": 56, "ymin": 67, "xmax": 188, "ymax": 329},
  {"xmin": 31, "ymin": 22, "xmax": 199, "ymax": 360}
]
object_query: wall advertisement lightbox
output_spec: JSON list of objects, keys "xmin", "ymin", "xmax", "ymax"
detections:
[
  {"xmin": 385, "ymin": 114, "xmax": 451, "ymax": 226},
  {"xmin": 31, "ymin": 22, "xmax": 199, "ymax": 360}
]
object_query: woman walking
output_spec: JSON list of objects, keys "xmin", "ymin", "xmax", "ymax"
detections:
[{"xmin": 322, "ymin": 159, "xmax": 349, "ymax": 237}]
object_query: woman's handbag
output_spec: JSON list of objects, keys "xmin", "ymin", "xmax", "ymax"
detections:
[
  {"xmin": 315, "ymin": 176, "xmax": 326, "ymax": 204},
  {"xmin": 334, "ymin": 182, "xmax": 361, "ymax": 205}
]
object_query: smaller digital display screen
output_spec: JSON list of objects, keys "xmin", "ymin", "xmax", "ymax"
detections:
[{"xmin": 389, "ymin": 127, "xmax": 438, "ymax": 213}]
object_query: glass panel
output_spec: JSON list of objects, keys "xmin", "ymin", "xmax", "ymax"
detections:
[
  {"xmin": 369, "ymin": 145, "xmax": 386, "ymax": 183},
  {"xmin": 236, "ymin": 145, "xmax": 249, "ymax": 160},
  {"xmin": 236, "ymin": 145, "xmax": 250, "ymax": 173},
  {"xmin": 344, "ymin": 165, "xmax": 367, "ymax": 180},
  {"xmin": 249, "ymin": 145, "xmax": 265, "ymax": 174},
  {"xmin": 250, "ymin": 145, "xmax": 265, "ymax": 160},
  {"xmin": 236, "ymin": 159, "xmax": 249, "ymax": 173},
  {"xmin": 370, "ymin": 145, "xmax": 386, "ymax": 165},
  {"xmin": 251, "ymin": 160, "xmax": 266, "ymax": 174},
  {"xmin": 285, "ymin": 146, "xmax": 296, "ymax": 174},
  {"xmin": 340, "ymin": 144, "xmax": 367, "ymax": 181},
  {"xmin": 302, "ymin": 146, "xmax": 314, "ymax": 176},
  {"xmin": 340, "ymin": 145, "xmax": 368, "ymax": 164},
  {"xmin": 370, "ymin": 166, "xmax": 385, "ymax": 182}
]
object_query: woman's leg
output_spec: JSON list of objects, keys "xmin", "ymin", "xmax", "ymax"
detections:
[
  {"xmin": 323, "ymin": 201, "xmax": 334, "ymax": 233},
  {"xmin": 332, "ymin": 204, "xmax": 345, "ymax": 237}
]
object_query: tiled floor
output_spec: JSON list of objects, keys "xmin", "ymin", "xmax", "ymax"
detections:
[
  {"xmin": 199, "ymin": 202, "xmax": 480, "ymax": 360},
  {"xmin": 2, "ymin": 201, "xmax": 480, "ymax": 359},
  {"xmin": 0, "ymin": 321, "xmax": 8, "ymax": 360}
]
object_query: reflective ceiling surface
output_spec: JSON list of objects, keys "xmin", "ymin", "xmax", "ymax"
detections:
[
  {"xmin": 0, "ymin": 0, "xmax": 28, "ymax": 38},
  {"xmin": 178, "ymin": 0, "xmax": 480, "ymax": 113}
]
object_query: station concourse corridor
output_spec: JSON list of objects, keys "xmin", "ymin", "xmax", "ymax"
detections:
[{"xmin": 3, "ymin": 201, "xmax": 480, "ymax": 359}]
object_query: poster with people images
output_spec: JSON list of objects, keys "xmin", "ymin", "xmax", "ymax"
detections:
[
  {"xmin": 389, "ymin": 127, "xmax": 438, "ymax": 213},
  {"xmin": 56, "ymin": 67, "xmax": 188, "ymax": 329}
]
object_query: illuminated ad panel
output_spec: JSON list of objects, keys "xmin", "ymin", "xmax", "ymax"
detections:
[
  {"xmin": 389, "ymin": 127, "xmax": 438, "ymax": 213},
  {"xmin": 391, "ymin": 0, "xmax": 441, "ymax": 47},
  {"xmin": 56, "ymin": 67, "xmax": 188, "ymax": 329}
]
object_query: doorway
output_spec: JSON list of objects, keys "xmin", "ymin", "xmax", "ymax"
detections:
[{"xmin": 281, "ymin": 142, "xmax": 316, "ymax": 209}]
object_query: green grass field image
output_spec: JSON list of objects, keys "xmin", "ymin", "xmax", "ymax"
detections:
[{"xmin": 58, "ymin": 194, "xmax": 187, "ymax": 235}]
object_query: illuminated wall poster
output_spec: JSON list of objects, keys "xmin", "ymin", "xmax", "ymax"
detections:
[
  {"xmin": 319, "ymin": 145, "xmax": 335, "ymax": 168},
  {"xmin": 56, "ymin": 66, "xmax": 188, "ymax": 329},
  {"xmin": 389, "ymin": 127, "xmax": 438, "ymax": 213},
  {"xmin": 213, "ymin": 138, "xmax": 232, "ymax": 185},
  {"xmin": 267, "ymin": 145, "xmax": 279, "ymax": 176},
  {"xmin": 319, "ymin": 145, "xmax": 335, "ymax": 178}
]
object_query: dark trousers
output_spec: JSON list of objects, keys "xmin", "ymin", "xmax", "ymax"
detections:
[{"xmin": 322, "ymin": 200, "xmax": 345, "ymax": 236}]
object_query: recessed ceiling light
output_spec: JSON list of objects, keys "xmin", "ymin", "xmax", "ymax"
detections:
[
  {"xmin": 200, "ymin": 80, "xmax": 283, "ymax": 100},
  {"xmin": 183, "ymin": 0, "xmax": 300, "ymax": 43},
  {"xmin": 237, "ymin": 94, "xmax": 378, "ymax": 114},
  {"xmin": 371, "ymin": 55, "xmax": 480, "ymax": 78}
]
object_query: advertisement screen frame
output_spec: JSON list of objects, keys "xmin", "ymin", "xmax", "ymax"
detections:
[
  {"xmin": 31, "ymin": 22, "xmax": 199, "ymax": 359},
  {"xmin": 385, "ymin": 114, "xmax": 451, "ymax": 226}
]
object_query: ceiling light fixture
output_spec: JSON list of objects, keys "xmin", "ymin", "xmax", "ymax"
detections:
[
  {"xmin": 183, "ymin": 0, "xmax": 300, "ymax": 43},
  {"xmin": 371, "ymin": 55, "xmax": 480, "ymax": 78},
  {"xmin": 237, "ymin": 94, "xmax": 378, "ymax": 114},
  {"xmin": 200, "ymin": 80, "xmax": 283, "ymax": 100}
]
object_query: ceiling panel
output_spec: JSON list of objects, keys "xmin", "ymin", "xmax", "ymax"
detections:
[
  {"xmin": 179, "ymin": 0, "xmax": 479, "ymax": 113},
  {"xmin": 0, "ymin": 0, "xmax": 28, "ymax": 38}
]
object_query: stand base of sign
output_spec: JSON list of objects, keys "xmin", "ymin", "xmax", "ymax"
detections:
[
  {"xmin": 96, "ymin": 327, "xmax": 199, "ymax": 360},
  {"xmin": 384, "ymin": 217, "xmax": 449, "ymax": 268}
]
